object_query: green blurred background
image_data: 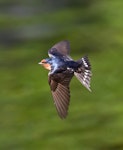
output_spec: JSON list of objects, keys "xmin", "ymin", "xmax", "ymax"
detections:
[{"xmin": 0, "ymin": 0, "xmax": 123, "ymax": 149}]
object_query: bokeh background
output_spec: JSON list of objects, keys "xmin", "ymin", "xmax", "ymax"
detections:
[{"xmin": 0, "ymin": 0, "xmax": 123, "ymax": 149}]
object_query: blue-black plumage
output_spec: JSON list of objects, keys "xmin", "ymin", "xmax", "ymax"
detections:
[{"xmin": 39, "ymin": 40, "xmax": 92, "ymax": 119}]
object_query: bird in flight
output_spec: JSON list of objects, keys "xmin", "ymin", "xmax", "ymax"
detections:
[{"xmin": 39, "ymin": 40, "xmax": 92, "ymax": 119}]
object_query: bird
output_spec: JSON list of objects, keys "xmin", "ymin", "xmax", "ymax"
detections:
[{"xmin": 39, "ymin": 40, "xmax": 92, "ymax": 119}]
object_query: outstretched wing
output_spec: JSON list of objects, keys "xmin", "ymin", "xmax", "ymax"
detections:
[
  {"xmin": 48, "ymin": 40, "xmax": 70, "ymax": 57},
  {"xmin": 48, "ymin": 72, "xmax": 73, "ymax": 119}
]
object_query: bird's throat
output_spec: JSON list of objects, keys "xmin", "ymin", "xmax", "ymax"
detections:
[{"xmin": 42, "ymin": 63, "xmax": 51, "ymax": 70}]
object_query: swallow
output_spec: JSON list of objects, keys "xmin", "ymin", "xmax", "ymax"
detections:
[{"xmin": 39, "ymin": 40, "xmax": 92, "ymax": 119}]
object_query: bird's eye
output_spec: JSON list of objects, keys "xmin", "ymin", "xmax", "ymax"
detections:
[{"xmin": 41, "ymin": 59, "xmax": 47, "ymax": 64}]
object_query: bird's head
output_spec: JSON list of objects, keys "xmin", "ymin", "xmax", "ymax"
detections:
[{"xmin": 38, "ymin": 59, "xmax": 51, "ymax": 70}]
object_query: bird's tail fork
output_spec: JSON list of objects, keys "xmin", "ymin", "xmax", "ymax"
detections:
[{"xmin": 74, "ymin": 56, "xmax": 92, "ymax": 91}]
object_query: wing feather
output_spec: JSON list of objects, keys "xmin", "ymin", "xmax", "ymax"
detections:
[
  {"xmin": 52, "ymin": 86, "xmax": 68, "ymax": 118},
  {"xmin": 48, "ymin": 40, "xmax": 70, "ymax": 57},
  {"xmin": 48, "ymin": 72, "xmax": 73, "ymax": 119}
]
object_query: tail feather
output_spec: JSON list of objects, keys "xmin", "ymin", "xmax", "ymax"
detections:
[{"xmin": 74, "ymin": 56, "xmax": 92, "ymax": 91}]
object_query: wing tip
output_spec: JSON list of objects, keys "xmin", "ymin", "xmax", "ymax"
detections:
[{"xmin": 48, "ymin": 40, "xmax": 71, "ymax": 56}]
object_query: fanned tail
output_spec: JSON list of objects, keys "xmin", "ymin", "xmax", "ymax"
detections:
[{"xmin": 74, "ymin": 56, "xmax": 92, "ymax": 92}]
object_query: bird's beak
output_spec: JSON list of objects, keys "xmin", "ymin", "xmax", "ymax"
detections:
[
  {"xmin": 38, "ymin": 62, "xmax": 42, "ymax": 65},
  {"xmin": 38, "ymin": 59, "xmax": 46, "ymax": 65}
]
